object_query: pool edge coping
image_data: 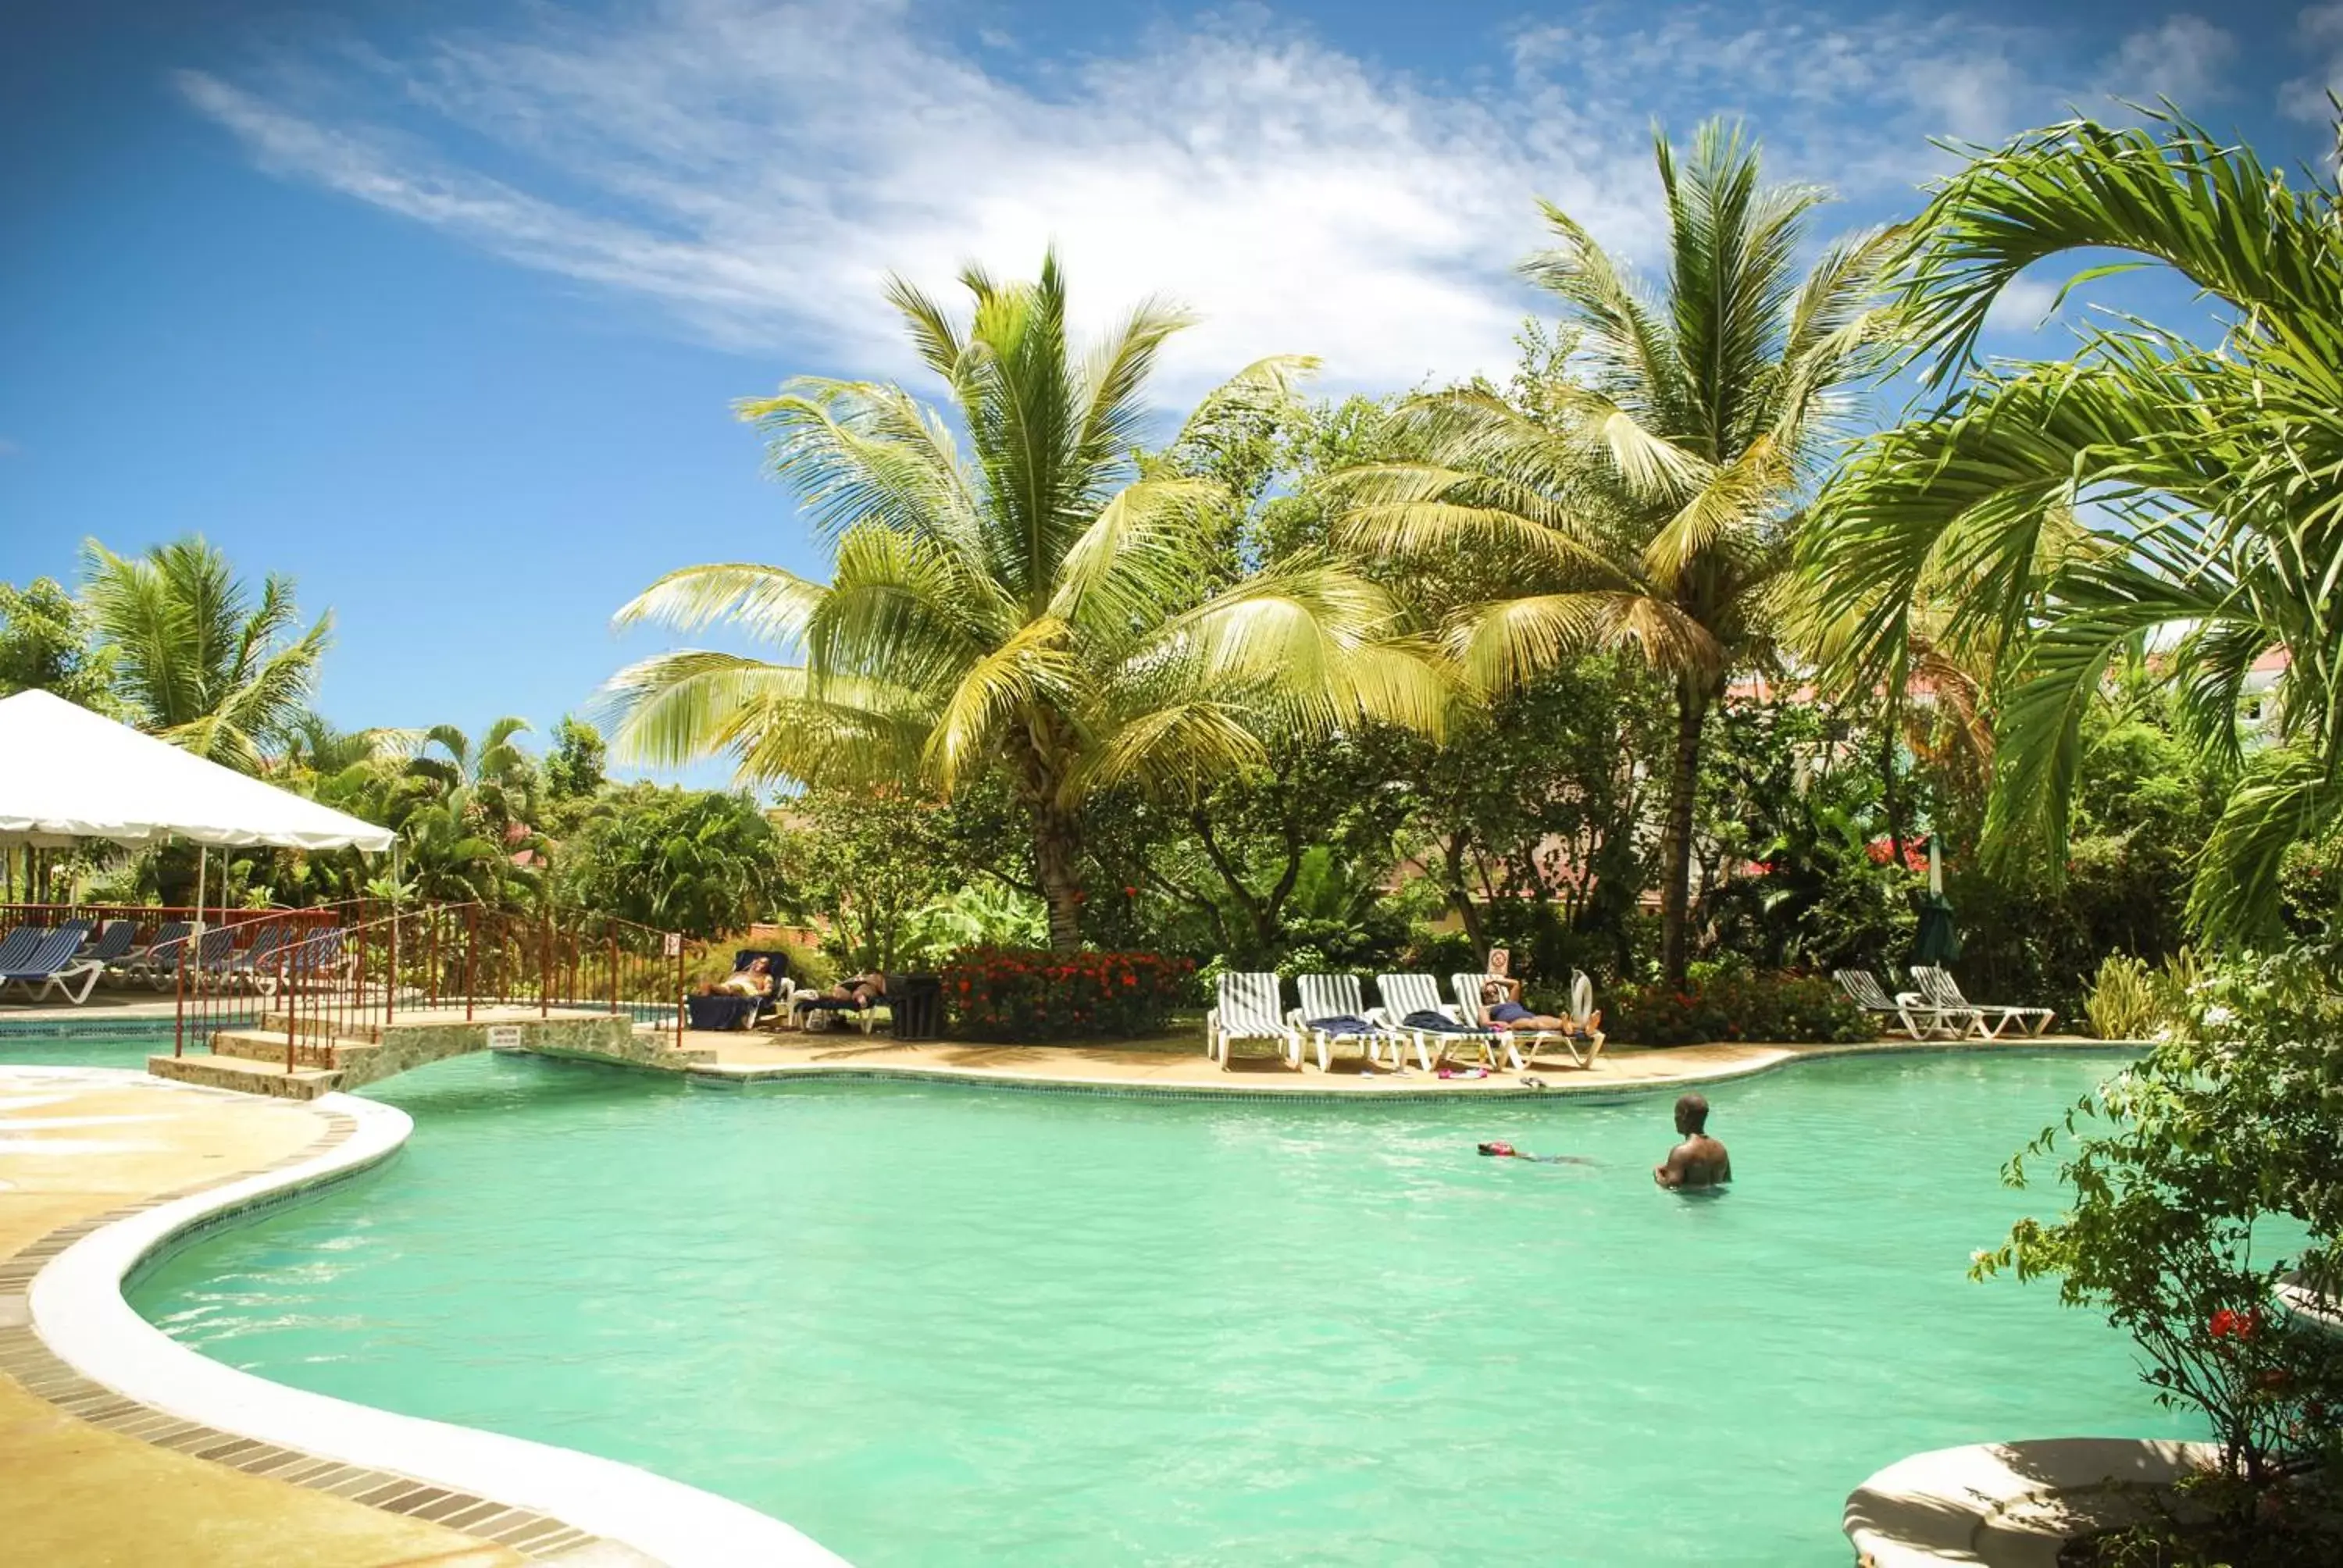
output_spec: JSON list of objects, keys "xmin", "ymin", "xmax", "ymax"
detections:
[{"xmin": 13, "ymin": 1065, "xmax": 847, "ymax": 1568}]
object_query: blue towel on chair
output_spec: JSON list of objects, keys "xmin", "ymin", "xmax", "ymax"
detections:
[
  {"xmin": 1306, "ymin": 1014, "xmax": 1378, "ymax": 1035},
  {"xmin": 1401, "ymin": 1009, "xmax": 1484, "ymax": 1034}
]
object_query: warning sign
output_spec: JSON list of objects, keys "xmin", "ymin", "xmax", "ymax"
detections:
[
  {"xmin": 663, "ymin": 932, "xmax": 683, "ymax": 957},
  {"xmin": 487, "ymin": 1025, "xmax": 522, "ymax": 1052}
]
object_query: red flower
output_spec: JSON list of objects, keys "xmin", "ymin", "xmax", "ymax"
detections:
[
  {"xmin": 2209, "ymin": 1308, "xmax": 2261, "ymax": 1341},
  {"xmin": 1123, "ymin": 886, "xmax": 1137, "ymax": 897}
]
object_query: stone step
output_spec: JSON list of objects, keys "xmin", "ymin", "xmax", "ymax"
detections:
[
  {"xmin": 255, "ymin": 1014, "xmax": 385, "ymax": 1046},
  {"xmin": 149, "ymin": 1052, "xmax": 344, "ymax": 1101},
  {"xmin": 210, "ymin": 1028, "xmax": 382, "ymax": 1071}
]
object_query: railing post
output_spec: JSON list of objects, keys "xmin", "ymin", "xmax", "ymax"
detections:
[
  {"xmin": 173, "ymin": 935, "xmax": 185, "ymax": 1058},
  {"xmin": 464, "ymin": 905, "xmax": 477, "ymax": 1022},
  {"xmin": 541, "ymin": 917, "xmax": 552, "ymax": 1018},
  {"xmin": 608, "ymin": 932, "xmax": 619, "ymax": 1019},
  {"xmin": 284, "ymin": 950, "xmax": 295, "ymax": 1068},
  {"xmin": 672, "ymin": 933, "xmax": 684, "ymax": 1052},
  {"xmin": 386, "ymin": 911, "xmax": 399, "ymax": 1028},
  {"xmin": 427, "ymin": 911, "xmax": 440, "ymax": 1012}
]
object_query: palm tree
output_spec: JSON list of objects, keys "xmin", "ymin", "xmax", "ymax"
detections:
[
  {"xmin": 80, "ymin": 536, "xmax": 331, "ymax": 771},
  {"xmin": 1802, "ymin": 110, "xmax": 2343, "ymax": 943},
  {"xmin": 394, "ymin": 718, "xmax": 545, "ymax": 906},
  {"xmin": 604, "ymin": 254, "xmax": 1449, "ymax": 950},
  {"xmin": 1336, "ymin": 123, "xmax": 1893, "ymax": 982}
]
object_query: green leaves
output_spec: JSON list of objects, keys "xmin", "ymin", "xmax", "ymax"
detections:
[{"xmin": 1806, "ymin": 110, "xmax": 2343, "ymax": 946}]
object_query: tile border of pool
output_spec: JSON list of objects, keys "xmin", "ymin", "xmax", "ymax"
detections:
[
  {"xmin": 672, "ymin": 1034, "xmax": 2144, "ymax": 1102},
  {"xmin": 12, "ymin": 1066, "xmax": 848, "ymax": 1568}
]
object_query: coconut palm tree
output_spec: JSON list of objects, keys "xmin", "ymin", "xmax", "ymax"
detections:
[
  {"xmin": 1802, "ymin": 110, "xmax": 2343, "ymax": 943},
  {"xmin": 604, "ymin": 254, "xmax": 1449, "ymax": 950},
  {"xmin": 392, "ymin": 718, "xmax": 546, "ymax": 907},
  {"xmin": 80, "ymin": 536, "xmax": 330, "ymax": 772},
  {"xmin": 1336, "ymin": 122, "xmax": 1894, "ymax": 982}
]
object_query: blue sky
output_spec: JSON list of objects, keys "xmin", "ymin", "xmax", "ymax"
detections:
[{"xmin": 0, "ymin": 0, "xmax": 2320, "ymax": 780}]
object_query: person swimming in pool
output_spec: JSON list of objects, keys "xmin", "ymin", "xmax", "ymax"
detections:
[
  {"xmin": 1476, "ymin": 1141, "xmax": 1593, "ymax": 1165},
  {"xmin": 1653, "ymin": 1092, "xmax": 1731, "ymax": 1190}
]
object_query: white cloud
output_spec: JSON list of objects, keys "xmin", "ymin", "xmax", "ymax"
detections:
[
  {"xmin": 177, "ymin": 1, "xmax": 2149, "ymax": 394},
  {"xmin": 2100, "ymin": 16, "xmax": 2236, "ymax": 108},
  {"xmin": 2282, "ymin": 5, "xmax": 2343, "ymax": 122}
]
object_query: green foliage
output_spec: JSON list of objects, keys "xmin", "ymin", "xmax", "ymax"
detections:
[
  {"xmin": 80, "ymin": 536, "xmax": 330, "ymax": 772},
  {"xmin": 775, "ymin": 789, "xmax": 950, "ymax": 972},
  {"xmin": 0, "ymin": 576, "xmax": 116, "ymax": 711},
  {"xmin": 942, "ymin": 947, "xmax": 1193, "ymax": 1041},
  {"xmin": 897, "ymin": 883, "xmax": 1049, "ymax": 968},
  {"xmin": 1700, "ymin": 698, "xmax": 1920, "ymax": 975},
  {"xmin": 604, "ymin": 254, "xmax": 1447, "ymax": 951},
  {"xmin": 1606, "ymin": 971, "xmax": 1871, "ymax": 1046},
  {"xmin": 2083, "ymin": 954, "xmax": 2163, "ymax": 1042},
  {"xmin": 1337, "ymin": 119, "xmax": 1895, "ymax": 982},
  {"xmin": 1805, "ymin": 110, "xmax": 2343, "ymax": 946},
  {"xmin": 544, "ymin": 715, "xmax": 607, "ymax": 800},
  {"xmin": 1975, "ymin": 950, "xmax": 2343, "ymax": 1549},
  {"xmin": 562, "ymin": 785, "xmax": 779, "ymax": 937}
]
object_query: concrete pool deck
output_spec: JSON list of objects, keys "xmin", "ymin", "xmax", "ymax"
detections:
[{"xmin": 672, "ymin": 1028, "xmax": 2129, "ymax": 1096}]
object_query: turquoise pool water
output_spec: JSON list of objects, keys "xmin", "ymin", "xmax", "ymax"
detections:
[
  {"xmin": 122, "ymin": 1049, "xmax": 2185, "ymax": 1565},
  {"xmin": 0, "ymin": 1022, "xmax": 175, "ymax": 1070}
]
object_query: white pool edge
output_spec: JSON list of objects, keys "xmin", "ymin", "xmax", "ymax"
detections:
[{"xmin": 25, "ymin": 1078, "xmax": 847, "ymax": 1567}]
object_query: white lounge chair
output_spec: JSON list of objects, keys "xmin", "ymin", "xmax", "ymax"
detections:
[
  {"xmin": 1834, "ymin": 969, "xmax": 1959, "ymax": 1039},
  {"xmin": 1372, "ymin": 972, "xmax": 1499, "ymax": 1071},
  {"xmin": 1207, "ymin": 971, "xmax": 1303, "ymax": 1070},
  {"xmin": 1290, "ymin": 974, "xmax": 1407, "ymax": 1071},
  {"xmin": 1451, "ymin": 971, "xmax": 1603, "ymax": 1071},
  {"xmin": 1911, "ymin": 965, "xmax": 2055, "ymax": 1039}
]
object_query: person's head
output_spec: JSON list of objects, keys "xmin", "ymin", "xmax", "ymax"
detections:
[
  {"xmin": 746, "ymin": 956, "xmax": 769, "ymax": 974},
  {"xmin": 1482, "ymin": 979, "xmax": 1507, "ymax": 1004},
  {"xmin": 1674, "ymin": 1093, "xmax": 1710, "ymax": 1136}
]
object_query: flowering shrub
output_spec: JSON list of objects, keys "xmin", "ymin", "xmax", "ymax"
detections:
[
  {"xmin": 941, "ymin": 946, "xmax": 1194, "ymax": 1041},
  {"xmin": 1605, "ymin": 972, "xmax": 1869, "ymax": 1046}
]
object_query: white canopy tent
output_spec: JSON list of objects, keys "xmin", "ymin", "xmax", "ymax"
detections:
[{"xmin": 0, "ymin": 690, "xmax": 393, "ymax": 914}]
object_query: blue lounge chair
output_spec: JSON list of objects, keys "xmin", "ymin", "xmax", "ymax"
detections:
[
  {"xmin": 80, "ymin": 919, "xmax": 137, "ymax": 971},
  {"xmin": 0, "ymin": 925, "xmax": 48, "ymax": 974},
  {"xmin": 276, "ymin": 928, "xmax": 348, "ymax": 991},
  {"xmin": 224, "ymin": 924, "xmax": 295, "ymax": 993},
  {"xmin": 2, "ymin": 920, "xmax": 98, "ymax": 1003}
]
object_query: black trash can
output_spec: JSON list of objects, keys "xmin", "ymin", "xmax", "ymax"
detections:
[{"xmin": 888, "ymin": 973, "xmax": 943, "ymax": 1040}]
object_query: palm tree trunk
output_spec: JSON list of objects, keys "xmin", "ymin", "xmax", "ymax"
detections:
[
  {"xmin": 1031, "ymin": 801, "xmax": 1084, "ymax": 954},
  {"xmin": 1658, "ymin": 685, "xmax": 1710, "ymax": 986}
]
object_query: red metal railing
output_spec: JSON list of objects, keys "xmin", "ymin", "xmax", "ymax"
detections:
[
  {"xmin": 0, "ymin": 899, "xmax": 687, "ymax": 1072},
  {"xmin": 235, "ymin": 902, "xmax": 686, "ymax": 1071}
]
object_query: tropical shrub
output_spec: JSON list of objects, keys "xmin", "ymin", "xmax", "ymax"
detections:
[
  {"xmin": 1975, "ymin": 950, "xmax": 2343, "ymax": 1560},
  {"xmin": 562, "ymin": 786, "xmax": 780, "ymax": 937},
  {"xmin": 2083, "ymin": 953, "xmax": 2162, "ymax": 1042},
  {"xmin": 942, "ymin": 946, "xmax": 1193, "ymax": 1042},
  {"xmin": 1605, "ymin": 972, "xmax": 1869, "ymax": 1046}
]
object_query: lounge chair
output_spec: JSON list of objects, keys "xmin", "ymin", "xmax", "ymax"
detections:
[
  {"xmin": 1290, "ymin": 974, "xmax": 1406, "ymax": 1071},
  {"xmin": 1372, "ymin": 973, "xmax": 1500, "ymax": 1071},
  {"xmin": 275, "ymin": 928, "xmax": 348, "ymax": 992},
  {"xmin": 1911, "ymin": 965, "xmax": 2055, "ymax": 1039},
  {"xmin": 2, "ymin": 920, "xmax": 99, "ymax": 1003},
  {"xmin": 224, "ymin": 923, "xmax": 294, "ymax": 994},
  {"xmin": 1834, "ymin": 969, "xmax": 1960, "ymax": 1039},
  {"xmin": 122, "ymin": 920, "xmax": 191, "ymax": 988},
  {"xmin": 0, "ymin": 925, "xmax": 49, "ymax": 975},
  {"xmin": 1450, "ymin": 971, "xmax": 1605, "ymax": 1071},
  {"xmin": 1207, "ymin": 971, "xmax": 1303, "ymax": 1070}
]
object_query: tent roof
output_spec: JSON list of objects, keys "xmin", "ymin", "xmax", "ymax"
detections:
[{"xmin": 0, "ymin": 689, "xmax": 395, "ymax": 852}]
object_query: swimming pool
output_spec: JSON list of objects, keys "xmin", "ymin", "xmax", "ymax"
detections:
[{"xmin": 125, "ymin": 1048, "xmax": 2184, "ymax": 1565}]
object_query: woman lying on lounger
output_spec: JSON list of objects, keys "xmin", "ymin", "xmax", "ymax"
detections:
[
  {"xmin": 1476, "ymin": 978, "xmax": 1600, "ymax": 1039},
  {"xmin": 712, "ymin": 956, "xmax": 775, "ymax": 997},
  {"xmin": 801, "ymin": 971, "xmax": 885, "ymax": 1012}
]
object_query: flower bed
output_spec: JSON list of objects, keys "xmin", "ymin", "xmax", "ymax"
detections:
[
  {"xmin": 941, "ymin": 947, "xmax": 1193, "ymax": 1042},
  {"xmin": 1606, "ymin": 971, "xmax": 1870, "ymax": 1046}
]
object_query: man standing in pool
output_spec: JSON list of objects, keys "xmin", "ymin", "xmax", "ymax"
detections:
[{"xmin": 1653, "ymin": 1093, "xmax": 1731, "ymax": 1189}]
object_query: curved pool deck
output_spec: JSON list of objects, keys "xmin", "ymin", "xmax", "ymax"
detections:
[{"xmin": 0, "ymin": 1034, "xmax": 2133, "ymax": 1564}]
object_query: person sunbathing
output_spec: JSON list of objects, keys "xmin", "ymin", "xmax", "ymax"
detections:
[
  {"xmin": 1476, "ymin": 978, "xmax": 1603, "ymax": 1046},
  {"xmin": 713, "ymin": 956, "xmax": 775, "ymax": 997},
  {"xmin": 801, "ymin": 971, "xmax": 885, "ymax": 1012}
]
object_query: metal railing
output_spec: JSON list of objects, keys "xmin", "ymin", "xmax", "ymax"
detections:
[
  {"xmin": 206, "ymin": 902, "xmax": 686, "ymax": 1071},
  {"xmin": 0, "ymin": 899, "xmax": 687, "ymax": 1070}
]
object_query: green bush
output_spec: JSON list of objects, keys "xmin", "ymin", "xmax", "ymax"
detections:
[
  {"xmin": 942, "ymin": 947, "xmax": 1193, "ymax": 1041},
  {"xmin": 1606, "ymin": 971, "xmax": 1870, "ymax": 1046}
]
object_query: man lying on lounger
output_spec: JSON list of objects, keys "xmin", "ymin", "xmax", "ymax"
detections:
[
  {"xmin": 712, "ymin": 955, "xmax": 775, "ymax": 997},
  {"xmin": 1475, "ymin": 978, "xmax": 1604, "ymax": 1057}
]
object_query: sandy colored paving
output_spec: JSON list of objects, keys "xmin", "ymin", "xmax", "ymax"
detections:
[
  {"xmin": 0, "ymin": 1071, "xmax": 522, "ymax": 1567},
  {"xmin": 681, "ymin": 1029, "xmax": 2117, "ymax": 1093}
]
